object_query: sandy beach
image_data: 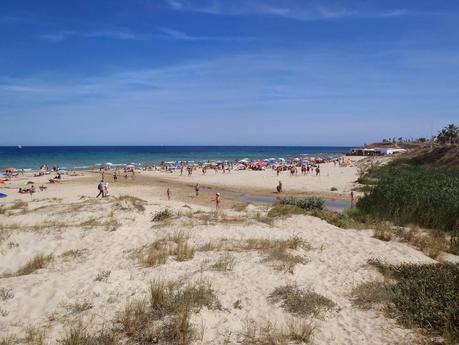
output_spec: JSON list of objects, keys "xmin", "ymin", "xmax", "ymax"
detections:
[{"xmin": 0, "ymin": 160, "xmax": 453, "ymax": 345}]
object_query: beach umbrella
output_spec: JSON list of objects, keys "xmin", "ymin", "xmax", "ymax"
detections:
[
  {"xmin": 0, "ymin": 193, "xmax": 7, "ymax": 198},
  {"xmin": 26, "ymin": 181, "xmax": 34, "ymax": 185},
  {"xmin": 5, "ymin": 167, "xmax": 15, "ymax": 172},
  {"xmin": 126, "ymin": 164, "xmax": 135, "ymax": 168}
]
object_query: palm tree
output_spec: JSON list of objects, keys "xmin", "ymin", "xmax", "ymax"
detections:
[{"xmin": 436, "ymin": 124, "xmax": 459, "ymax": 144}]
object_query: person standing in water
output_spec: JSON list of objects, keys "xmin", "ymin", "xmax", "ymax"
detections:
[{"xmin": 195, "ymin": 183, "xmax": 200, "ymax": 197}]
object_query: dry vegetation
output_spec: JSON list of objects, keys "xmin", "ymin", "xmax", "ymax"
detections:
[
  {"xmin": 60, "ymin": 249, "xmax": 87, "ymax": 259},
  {"xmin": 151, "ymin": 209, "xmax": 174, "ymax": 223},
  {"xmin": 241, "ymin": 319, "xmax": 314, "ymax": 345},
  {"xmin": 209, "ymin": 253, "xmax": 236, "ymax": 271},
  {"xmin": 0, "ymin": 288, "xmax": 14, "ymax": 301},
  {"xmin": 94, "ymin": 270, "xmax": 111, "ymax": 282},
  {"xmin": 2, "ymin": 254, "xmax": 53, "ymax": 278},
  {"xmin": 115, "ymin": 279, "xmax": 220, "ymax": 344},
  {"xmin": 64, "ymin": 300, "xmax": 94, "ymax": 314},
  {"xmin": 114, "ymin": 195, "xmax": 146, "ymax": 212},
  {"xmin": 353, "ymin": 259, "xmax": 459, "ymax": 344},
  {"xmin": 268, "ymin": 285, "xmax": 335, "ymax": 317},
  {"xmin": 132, "ymin": 231, "xmax": 195, "ymax": 267}
]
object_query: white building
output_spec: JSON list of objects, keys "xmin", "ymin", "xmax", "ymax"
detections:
[{"xmin": 374, "ymin": 147, "xmax": 407, "ymax": 155}]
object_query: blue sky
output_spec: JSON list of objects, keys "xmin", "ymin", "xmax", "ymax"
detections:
[{"xmin": 0, "ymin": 0, "xmax": 458, "ymax": 146}]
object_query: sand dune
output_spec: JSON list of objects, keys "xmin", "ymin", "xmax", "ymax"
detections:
[{"xmin": 0, "ymin": 166, "xmax": 449, "ymax": 344}]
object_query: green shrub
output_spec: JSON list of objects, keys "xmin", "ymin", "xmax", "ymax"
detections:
[
  {"xmin": 358, "ymin": 260, "xmax": 459, "ymax": 342},
  {"xmin": 268, "ymin": 285, "xmax": 335, "ymax": 317},
  {"xmin": 267, "ymin": 204, "xmax": 305, "ymax": 218},
  {"xmin": 357, "ymin": 165, "xmax": 459, "ymax": 232},
  {"xmin": 151, "ymin": 209, "xmax": 173, "ymax": 222},
  {"xmin": 279, "ymin": 197, "xmax": 325, "ymax": 211}
]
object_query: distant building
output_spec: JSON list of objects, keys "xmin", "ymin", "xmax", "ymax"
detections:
[
  {"xmin": 349, "ymin": 147, "xmax": 407, "ymax": 156},
  {"xmin": 373, "ymin": 147, "xmax": 407, "ymax": 155}
]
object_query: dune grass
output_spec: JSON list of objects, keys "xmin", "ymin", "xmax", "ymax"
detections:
[
  {"xmin": 115, "ymin": 195, "xmax": 146, "ymax": 212},
  {"xmin": 94, "ymin": 270, "xmax": 111, "ymax": 282},
  {"xmin": 0, "ymin": 335, "xmax": 16, "ymax": 345},
  {"xmin": 59, "ymin": 323, "xmax": 117, "ymax": 345},
  {"xmin": 278, "ymin": 197, "xmax": 325, "ymax": 211},
  {"xmin": 0, "ymin": 288, "xmax": 14, "ymax": 301},
  {"xmin": 132, "ymin": 234, "xmax": 196, "ymax": 267},
  {"xmin": 268, "ymin": 285, "xmax": 335, "ymax": 317},
  {"xmin": 4, "ymin": 254, "xmax": 54, "ymax": 277},
  {"xmin": 8, "ymin": 200, "xmax": 29, "ymax": 212},
  {"xmin": 241, "ymin": 319, "xmax": 313, "ymax": 345},
  {"xmin": 353, "ymin": 259, "xmax": 459, "ymax": 343},
  {"xmin": 151, "ymin": 209, "xmax": 174, "ymax": 222},
  {"xmin": 357, "ymin": 164, "xmax": 459, "ymax": 233},
  {"xmin": 267, "ymin": 204, "xmax": 306, "ymax": 218},
  {"xmin": 210, "ymin": 253, "xmax": 236, "ymax": 272},
  {"xmin": 117, "ymin": 279, "xmax": 219, "ymax": 345},
  {"xmin": 171, "ymin": 241, "xmax": 195, "ymax": 262},
  {"xmin": 64, "ymin": 300, "xmax": 94, "ymax": 314}
]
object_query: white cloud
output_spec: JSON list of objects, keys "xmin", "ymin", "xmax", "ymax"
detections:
[
  {"xmin": 157, "ymin": 27, "xmax": 252, "ymax": 41},
  {"xmin": 38, "ymin": 29, "xmax": 142, "ymax": 43},
  {"xmin": 162, "ymin": 0, "xmax": 408, "ymax": 21}
]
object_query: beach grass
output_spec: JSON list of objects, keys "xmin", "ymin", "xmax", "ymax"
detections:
[
  {"xmin": 353, "ymin": 259, "xmax": 459, "ymax": 343},
  {"xmin": 279, "ymin": 196, "xmax": 325, "ymax": 211},
  {"xmin": 11, "ymin": 254, "xmax": 53, "ymax": 277},
  {"xmin": 59, "ymin": 323, "xmax": 117, "ymax": 345},
  {"xmin": 210, "ymin": 253, "xmax": 236, "ymax": 272},
  {"xmin": 151, "ymin": 209, "xmax": 173, "ymax": 222},
  {"xmin": 115, "ymin": 195, "xmax": 146, "ymax": 212},
  {"xmin": 268, "ymin": 285, "xmax": 335, "ymax": 317},
  {"xmin": 241, "ymin": 319, "xmax": 313, "ymax": 345},
  {"xmin": 357, "ymin": 164, "xmax": 459, "ymax": 232},
  {"xmin": 116, "ymin": 279, "xmax": 219, "ymax": 344}
]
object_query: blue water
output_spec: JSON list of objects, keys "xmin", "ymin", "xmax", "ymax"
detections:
[{"xmin": 0, "ymin": 146, "xmax": 352, "ymax": 170}]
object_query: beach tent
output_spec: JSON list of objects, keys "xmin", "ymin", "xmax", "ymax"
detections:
[{"xmin": 0, "ymin": 193, "xmax": 7, "ymax": 198}]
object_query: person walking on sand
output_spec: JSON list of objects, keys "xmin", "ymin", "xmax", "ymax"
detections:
[
  {"xmin": 214, "ymin": 193, "xmax": 221, "ymax": 210},
  {"xmin": 276, "ymin": 181, "xmax": 282, "ymax": 193},
  {"xmin": 113, "ymin": 171, "xmax": 118, "ymax": 183},
  {"xmin": 315, "ymin": 166, "xmax": 320, "ymax": 176},
  {"xmin": 96, "ymin": 180, "xmax": 105, "ymax": 198},
  {"xmin": 195, "ymin": 183, "xmax": 200, "ymax": 197},
  {"xmin": 103, "ymin": 181, "xmax": 109, "ymax": 197},
  {"xmin": 167, "ymin": 188, "xmax": 171, "ymax": 200}
]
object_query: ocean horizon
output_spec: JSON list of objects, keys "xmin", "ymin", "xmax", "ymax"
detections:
[{"xmin": 0, "ymin": 146, "xmax": 353, "ymax": 170}]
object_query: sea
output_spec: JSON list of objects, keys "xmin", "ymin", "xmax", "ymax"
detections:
[{"xmin": 0, "ymin": 146, "xmax": 353, "ymax": 171}]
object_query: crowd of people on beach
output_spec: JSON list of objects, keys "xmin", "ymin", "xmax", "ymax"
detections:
[{"xmin": 3, "ymin": 155, "xmax": 355, "ymax": 211}]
